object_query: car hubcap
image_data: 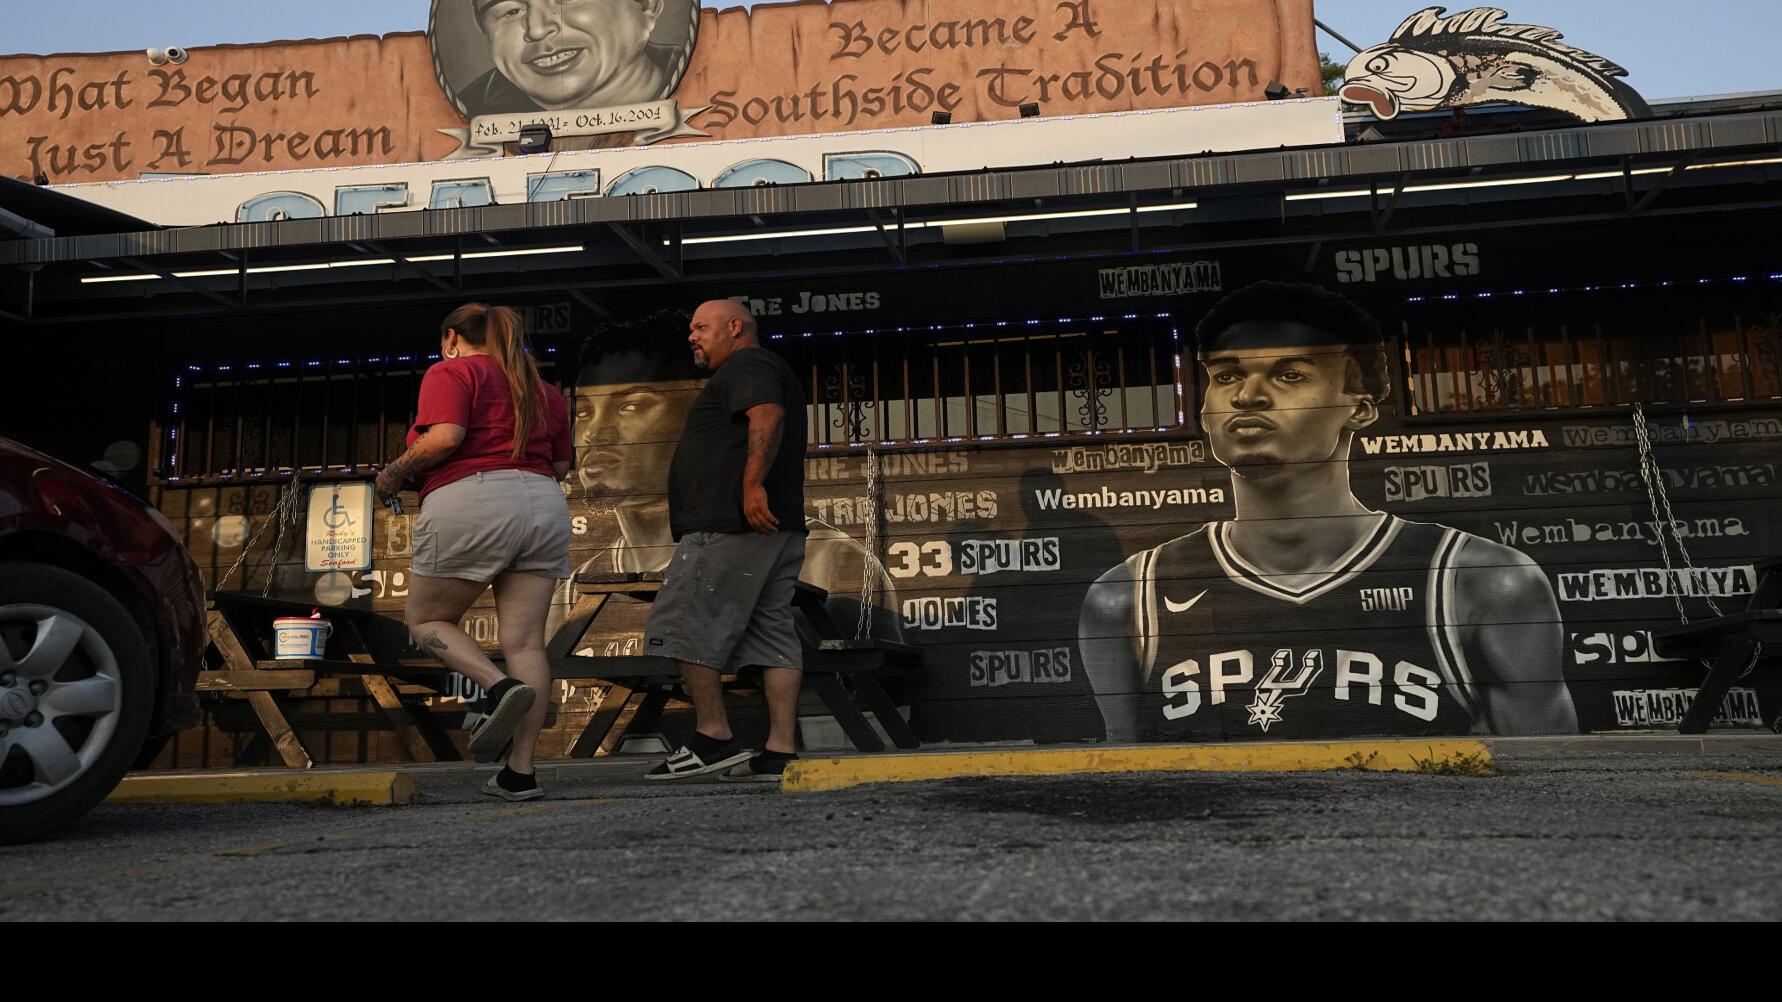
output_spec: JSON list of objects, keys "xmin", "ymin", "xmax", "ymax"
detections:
[
  {"xmin": 0, "ymin": 686, "xmax": 37, "ymax": 721},
  {"xmin": 0, "ymin": 606, "xmax": 123, "ymax": 807}
]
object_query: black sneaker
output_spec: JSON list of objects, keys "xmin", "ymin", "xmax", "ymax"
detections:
[
  {"xmin": 481, "ymin": 766, "xmax": 543, "ymax": 802},
  {"xmin": 471, "ymin": 736, "xmax": 514, "ymax": 766},
  {"xmin": 468, "ymin": 679, "xmax": 535, "ymax": 759},
  {"xmin": 720, "ymin": 751, "xmax": 798, "ymax": 784},
  {"xmin": 646, "ymin": 732, "xmax": 750, "ymax": 781}
]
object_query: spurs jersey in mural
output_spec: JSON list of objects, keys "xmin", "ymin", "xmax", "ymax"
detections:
[{"xmin": 1127, "ymin": 514, "xmax": 1485, "ymax": 740}]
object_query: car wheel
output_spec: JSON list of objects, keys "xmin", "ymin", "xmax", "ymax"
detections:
[{"xmin": 0, "ymin": 563, "xmax": 156, "ymax": 845}]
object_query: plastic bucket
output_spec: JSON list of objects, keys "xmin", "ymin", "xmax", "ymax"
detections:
[{"xmin": 272, "ymin": 617, "xmax": 331, "ymax": 660}]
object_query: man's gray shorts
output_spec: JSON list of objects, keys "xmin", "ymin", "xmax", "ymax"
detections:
[{"xmin": 643, "ymin": 530, "xmax": 807, "ymax": 673}]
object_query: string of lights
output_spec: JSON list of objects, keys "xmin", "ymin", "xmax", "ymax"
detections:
[
  {"xmin": 171, "ymin": 346, "xmax": 561, "ymax": 376},
  {"xmin": 1405, "ymin": 271, "xmax": 1782, "ymax": 304},
  {"xmin": 765, "ymin": 312, "xmax": 1175, "ymax": 340}
]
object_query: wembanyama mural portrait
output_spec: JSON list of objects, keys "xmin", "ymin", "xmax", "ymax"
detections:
[{"xmin": 1079, "ymin": 283, "xmax": 1578, "ymax": 742}]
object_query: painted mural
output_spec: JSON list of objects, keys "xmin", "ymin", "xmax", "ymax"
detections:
[
  {"xmin": 429, "ymin": 0, "xmax": 707, "ymax": 155},
  {"xmin": 561, "ymin": 311, "xmax": 901, "ymax": 645},
  {"xmin": 1079, "ymin": 282, "xmax": 1576, "ymax": 741},
  {"xmin": 1341, "ymin": 6, "xmax": 1651, "ymax": 122},
  {"xmin": 140, "ymin": 216, "xmax": 1781, "ymax": 766},
  {"xmin": 549, "ymin": 284, "xmax": 1777, "ymax": 747},
  {"xmin": 0, "ymin": 0, "xmax": 1323, "ymax": 184}
]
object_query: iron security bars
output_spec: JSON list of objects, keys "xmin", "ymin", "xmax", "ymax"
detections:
[{"xmin": 781, "ymin": 313, "xmax": 1192, "ymax": 448}]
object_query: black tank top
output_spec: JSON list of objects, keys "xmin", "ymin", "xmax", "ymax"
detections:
[{"xmin": 1124, "ymin": 515, "xmax": 1485, "ymax": 740}]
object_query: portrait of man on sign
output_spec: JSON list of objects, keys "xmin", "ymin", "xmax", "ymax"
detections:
[{"xmin": 430, "ymin": 0, "xmax": 699, "ymax": 118}]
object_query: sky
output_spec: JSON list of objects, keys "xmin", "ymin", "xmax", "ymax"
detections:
[{"xmin": 2, "ymin": 1, "xmax": 1777, "ymax": 102}]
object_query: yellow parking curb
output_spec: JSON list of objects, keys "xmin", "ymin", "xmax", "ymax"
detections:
[
  {"xmin": 106, "ymin": 770, "xmax": 417, "ymax": 806},
  {"xmin": 780, "ymin": 739, "xmax": 1492, "ymax": 793}
]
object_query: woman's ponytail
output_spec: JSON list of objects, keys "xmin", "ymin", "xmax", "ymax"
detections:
[{"xmin": 440, "ymin": 303, "xmax": 544, "ymax": 459}]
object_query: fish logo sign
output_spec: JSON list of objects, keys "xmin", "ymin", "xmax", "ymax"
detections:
[{"xmin": 1340, "ymin": 6, "xmax": 1651, "ymax": 123}]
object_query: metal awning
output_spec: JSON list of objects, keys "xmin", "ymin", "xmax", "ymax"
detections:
[
  {"xmin": 2, "ymin": 108, "xmax": 1777, "ymax": 268},
  {"xmin": 0, "ymin": 101, "xmax": 1776, "ymax": 328},
  {"xmin": 0, "ymin": 174, "xmax": 159, "ymax": 241}
]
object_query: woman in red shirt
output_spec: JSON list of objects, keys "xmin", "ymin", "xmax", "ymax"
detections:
[{"xmin": 375, "ymin": 303, "xmax": 573, "ymax": 801}]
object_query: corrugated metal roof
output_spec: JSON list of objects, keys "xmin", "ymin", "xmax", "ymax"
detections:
[{"xmin": 0, "ymin": 174, "xmax": 159, "ymax": 240}]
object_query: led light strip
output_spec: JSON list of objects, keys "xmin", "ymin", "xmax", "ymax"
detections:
[
  {"xmin": 681, "ymin": 203, "xmax": 1199, "ymax": 246},
  {"xmin": 81, "ymin": 245, "xmax": 585, "ymax": 284},
  {"xmin": 765, "ymin": 312, "xmax": 1174, "ymax": 340},
  {"xmin": 1287, "ymin": 157, "xmax": 1782, "ymax": 201},
  {"xmin": 1403, "ymin": 272, "xmax": 1782, "ymax": 303}
]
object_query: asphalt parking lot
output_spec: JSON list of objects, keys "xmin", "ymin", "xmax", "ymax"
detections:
[{"xmin": 5, "ymin": 744, "xmax": 1780, "ymax": 921}]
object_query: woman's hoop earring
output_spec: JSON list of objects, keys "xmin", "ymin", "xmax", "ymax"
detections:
[{"xmin": 444, "ymin": 347, "xmax": 460, "ymax": 360}]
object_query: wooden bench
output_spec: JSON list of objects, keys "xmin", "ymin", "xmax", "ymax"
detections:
[
  {"xmin": 1651, "ymin": 556, "xmax": 1782, "ymax": 734},
  {"xmin": 542, "ymin": 571, "xmax": 922, "ymax": 757}
]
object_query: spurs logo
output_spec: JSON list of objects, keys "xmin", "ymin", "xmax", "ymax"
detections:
[{"xmin": 1247, "ymin": 648, "xmax": 1325, "ymax": 732}]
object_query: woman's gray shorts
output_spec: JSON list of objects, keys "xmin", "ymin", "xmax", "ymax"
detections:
[
  {"xmin": 643, "ymin": 530, "xmax": 807, "ymax": 672},
  {"xmin": 412, "ymin": 470, "xmax": 572, "ymax": 583}
]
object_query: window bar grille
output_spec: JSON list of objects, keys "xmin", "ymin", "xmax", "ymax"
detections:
[
  {"xmin": 931, "ymin": 352, "xmax": 943, "ymax": 440},
  {"xmin": 1733, "ymin": 312, "xmax": 1755, "ymax": 402},
  {"xmin": 231, "ymin": 362, "xmax": 246, "ymax": 477},
  {"xmin": 1024, "ymin": 331, "xmax": 1037, "ymax": 436},
  {"xmin": 1558, "ymin": 322, "xmax": 1577, "ymax": 407}
]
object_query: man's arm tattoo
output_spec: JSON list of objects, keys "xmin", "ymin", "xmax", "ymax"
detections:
[{"xmin": 744, "ymin": 414, "xmax": 784, "ymax": 487}]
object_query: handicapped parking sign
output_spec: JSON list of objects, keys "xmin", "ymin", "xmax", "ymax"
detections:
[{"xmin": 306, "ymin": 482, "xmax": 375, "ymax": 572}]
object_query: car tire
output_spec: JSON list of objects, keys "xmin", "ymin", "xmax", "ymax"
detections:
[{"xmin": 0, "ymin": 563, "xmax": 157, "ymax": 845}]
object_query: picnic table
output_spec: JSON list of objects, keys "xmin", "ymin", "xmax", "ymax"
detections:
[
  {"xmin": 1651, "ymin": 556, "xmax": 1782, "ymax": 734},
  {"xmin": 202, "ymin": 570, "xmax": 924, "ymax": 768},
  {"xmin": 542, "ymin": 571, "xmax": 922, "ymax": 757},
  {"xmin": 205, "ymin": 591, "xmax": 458, "ymax": 768}
]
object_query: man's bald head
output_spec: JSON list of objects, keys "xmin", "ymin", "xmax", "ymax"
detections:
[
  {"xmin": 687, "ymin": 298, "xmax": 761, "ymax": 371},
  {"xmin": 697, "ymin": 299, "xmax": 758, "ymax": 334}
]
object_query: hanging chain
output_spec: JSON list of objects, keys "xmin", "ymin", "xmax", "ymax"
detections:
[
  {"xmin": 213, "ymin": 474, "xmax": 304, "ymax": 595},
  {"xmin": 1632, "ymin": 403, "xmax": 1715, "ymax": 621},
  {"xmin": 259, "ymin": 474, "xmax": 306, "ymax": 597},
  {"xmin": 856, "ymin": 446, "xmax": 883, "ymax": 640},
  {"xmin": 1634, "ymin": 404, "xmax": 1760, "ymax": 680}
]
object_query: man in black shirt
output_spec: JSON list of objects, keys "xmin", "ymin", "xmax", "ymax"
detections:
[{"xmin": 645, "ymin": 299, "xmax": 811, "ymax": 782}]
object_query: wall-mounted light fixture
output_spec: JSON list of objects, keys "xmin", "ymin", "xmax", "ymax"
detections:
[{"xmin": 517, "ymin": 124, "xmax": 554, "ymax": 155}]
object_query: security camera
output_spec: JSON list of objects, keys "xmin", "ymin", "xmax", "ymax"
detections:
[
  {"xmin": 165, "ymin": 46, "xmax": 189, "ymax": 64},
  {"xmin": 146, "ymin": 48, "xmax": 168, "ymax": 64}
]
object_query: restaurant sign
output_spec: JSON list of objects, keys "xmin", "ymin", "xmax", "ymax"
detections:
[
  {"xmin": 1340, "ymin": 6, "xmax": 1651, "ymax": 123},
  {"xmin": 1, "ymin": 0, "xmax": 1324, "ymax": 184}
]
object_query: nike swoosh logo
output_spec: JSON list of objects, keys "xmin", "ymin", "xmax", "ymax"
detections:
[{"xmin": 1164, "ymin": 590, "xmax": 1208, "ymax": 614}]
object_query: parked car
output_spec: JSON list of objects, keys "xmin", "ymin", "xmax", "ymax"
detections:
[{"xmin": 0, "ymin": 435, "xmax": 205, "ymax": 844}]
